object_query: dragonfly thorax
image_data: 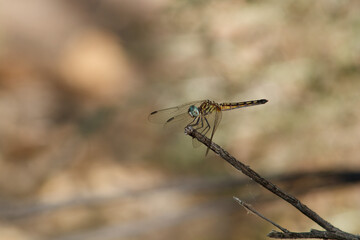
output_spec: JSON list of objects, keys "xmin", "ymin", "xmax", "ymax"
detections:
[{"xmin": 188, "ymin": 105, "xmax": 200, "ymax": 118}]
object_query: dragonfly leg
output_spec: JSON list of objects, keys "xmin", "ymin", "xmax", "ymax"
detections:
[
  {"xmin": 194, "ymin": 117, "xmax": 204, "ymax": 130},
  {"xmin": 201, "ymin": 117, "xmax": 211, "ymax": 136},
  {"xmin": 188, "ymin": 116, "xmax": 200, "ymax": 127},
  {"xmin": 199, "ymin": 118, "xmax": 209, "ymax": 134}
]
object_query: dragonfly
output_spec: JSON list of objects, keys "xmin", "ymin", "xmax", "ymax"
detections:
[{"xmin": 149, "ymin": 99, "xmax": 268, "ymax": 155}]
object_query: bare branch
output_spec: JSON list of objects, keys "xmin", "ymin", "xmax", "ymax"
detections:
[
  {"xmin": 268, "ymin": 229, "xmax": 358, "ymax": 240},
  {"xmin": 185, "ymin": 126, "xmax": 360, "ymax": 240}
]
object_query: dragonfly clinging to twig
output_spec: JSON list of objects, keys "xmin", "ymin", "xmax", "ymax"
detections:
[{"xmin": 149, "ymin": 99, "xmax": 268, "ymax": 155}]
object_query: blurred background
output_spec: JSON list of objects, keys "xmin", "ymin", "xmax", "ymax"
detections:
[{"xmin": 0, "ymin": 0, "xmax": 360, "ymax": 239}]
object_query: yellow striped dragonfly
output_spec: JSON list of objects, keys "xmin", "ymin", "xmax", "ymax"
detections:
[{"xmin": 149, "ymin": 99, "xmax": 268, "ymax": 155}]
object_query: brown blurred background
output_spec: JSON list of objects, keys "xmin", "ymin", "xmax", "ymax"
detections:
[{"xmin": 0, "ymin": 0, "xmax": 360, "ymax": 239}]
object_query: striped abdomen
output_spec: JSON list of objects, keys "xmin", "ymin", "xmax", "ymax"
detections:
[{"xmin": 220, "ymin": 99, "xmax": 268, "ymax": 111}]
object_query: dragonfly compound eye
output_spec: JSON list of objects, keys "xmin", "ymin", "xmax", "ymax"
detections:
[{"xmin": 188, "ymin": 105, "xmax": 200, "ymax": 118}]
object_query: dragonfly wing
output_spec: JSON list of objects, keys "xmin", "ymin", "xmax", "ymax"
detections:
[
  {"xmin": 148, "ymin": 100, "xmax": 204, "ymax": 124},
  {"xmin": 212, "ymin": 109, "xmax": 222, "ymax": 135},
  {"xmin": 164, "ymin": 112, "xmax": 193, "ymax": 129},
  {"xmin": 205, "ymin": 110, "xmax": 222, "ymax": 155}
]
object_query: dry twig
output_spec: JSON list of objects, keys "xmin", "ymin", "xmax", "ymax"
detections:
[{"xmin": 185, "ymin": 126, "xmax": 359, "ymax": 240}]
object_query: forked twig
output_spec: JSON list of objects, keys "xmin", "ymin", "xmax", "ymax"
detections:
[{"xmin": 185, "ymin": 126, "xmax": 359, "ymax": 240}]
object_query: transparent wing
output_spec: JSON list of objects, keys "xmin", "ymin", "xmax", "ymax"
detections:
[
  {"xmin": 205, "ymin": 109, "xmax": 222, "ymax": 155},
  {"xmin": 163, "ymin": 112, "xmax": 193, "ymax": 129},
  {"xmin": 148, "ymin": 100, "xmax": 204, "ymax": 124}
]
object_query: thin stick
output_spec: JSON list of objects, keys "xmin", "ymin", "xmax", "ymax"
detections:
[
  {"xmin": 233, "ymin": 197, "xmax": 289, "ymax": 233},
  {"xmin": 185, "ymin": 126, "xmax": 359, "ymax": 240}
]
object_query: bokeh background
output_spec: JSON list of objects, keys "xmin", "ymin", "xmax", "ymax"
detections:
[{"xmin": 0, "ymin": 0, "xmax": 360, "ymax": 239}]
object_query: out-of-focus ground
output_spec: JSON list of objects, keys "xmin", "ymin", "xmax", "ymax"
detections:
[{"xmin": 0, "ymin": 0, "xmax": 359, "ymax": 239}]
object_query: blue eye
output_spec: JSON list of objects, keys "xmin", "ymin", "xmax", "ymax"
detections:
[{"xmin": 188, "ymin": 105, "xmax": 199, "ymax": 117}]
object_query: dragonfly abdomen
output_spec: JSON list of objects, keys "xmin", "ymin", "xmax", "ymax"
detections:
[{"xmin": 220, "ymin": 99, "xmax": 268, "ymax": 111}]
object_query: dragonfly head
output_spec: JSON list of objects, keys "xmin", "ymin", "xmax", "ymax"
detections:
[{"xmin": 188, "ymin": 105, "xmax": 200, "ymax": 118}]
